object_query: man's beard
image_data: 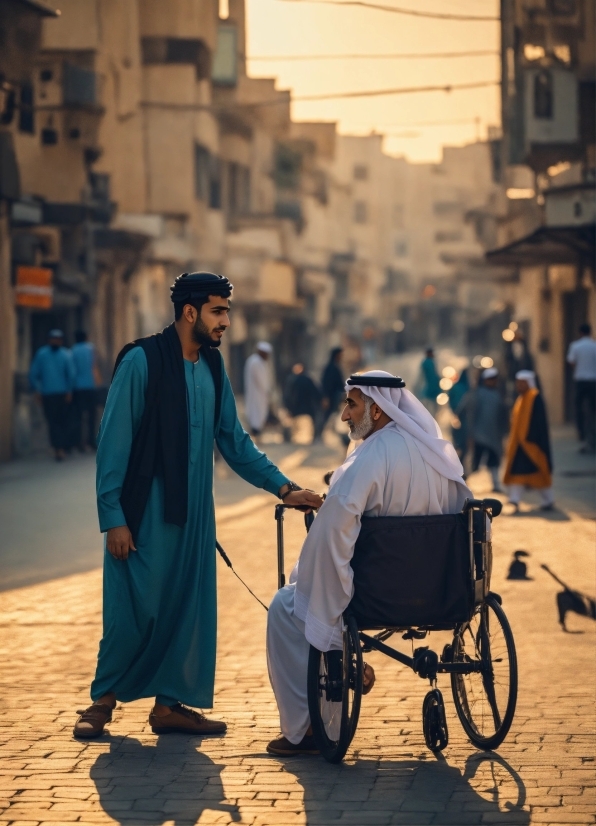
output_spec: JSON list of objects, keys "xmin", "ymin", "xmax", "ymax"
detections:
[
  {"xmin": 348, "ymin": 399, "xmax": 374, "ymax": 441},
  {"xmin": 192, "ymin": 316, "xmax": 223, "ymax": 348}
]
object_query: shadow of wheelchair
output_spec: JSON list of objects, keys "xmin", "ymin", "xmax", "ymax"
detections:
[
  {"xmin": 282, "ymin": 751, "xmax": 528, "ymax": 825},
  {"xmin": 89, "ymin": 735, "xmax": 240, "ymax": 825}
]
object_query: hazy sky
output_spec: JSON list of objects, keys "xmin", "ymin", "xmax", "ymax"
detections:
[{"xmin": 245, "ymin": 0, "xmax": 501, "ymax": 162}]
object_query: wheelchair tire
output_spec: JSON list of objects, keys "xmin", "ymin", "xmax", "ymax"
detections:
[
  {"xmin": 307, "ymin": 614, "xmax": 363, "ymax": 763},
  {"xmin": 422, "ymin": 688, "xmax": 449, "ymax": 752},
  {"xmin": 451, "ymin": 592, "xmax": 518, "ymax": 751}
]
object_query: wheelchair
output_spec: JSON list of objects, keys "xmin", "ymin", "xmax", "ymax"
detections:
[{"xmin": 274, "ymin": 497, "xmax": 517, "ymax": 764}]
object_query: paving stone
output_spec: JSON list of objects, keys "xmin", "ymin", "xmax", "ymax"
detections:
[{"xmin": 0, "ymin": 447, "xmax": 594, "ymax": 826}]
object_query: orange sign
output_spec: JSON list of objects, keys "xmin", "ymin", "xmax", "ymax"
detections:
[{"xmin": 15, "ymin": 266, "xmax": 53, "ymax": 309}]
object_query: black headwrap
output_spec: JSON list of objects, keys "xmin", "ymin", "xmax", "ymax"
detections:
[
  {"xmin": 170, "ymin": 271, "xmax": 233, "ymax": 304},
  {"xmin": 347, "ymin": 374, "xmax": 406, "ymax": 388}
]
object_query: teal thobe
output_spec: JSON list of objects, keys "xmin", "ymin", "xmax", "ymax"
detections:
[{"xmin": 92, "ymin": 347, "xmax": 289, "ymax": 707}]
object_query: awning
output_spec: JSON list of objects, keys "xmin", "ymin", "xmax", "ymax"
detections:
[
  {"xmin": 13, "ymin": 0, "xmax": 59, "ymax": 16},
  {"xmin": 486, "ymin": 224, "xmax": 595, "ymax": 267}
]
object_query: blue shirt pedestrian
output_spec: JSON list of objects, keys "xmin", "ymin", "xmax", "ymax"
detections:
[
  {"xmin": 29, "ymin": 345, "xmax": 75, "ymax": 396},
  {"xmin": 71, "ymin": 341, "xmax": 97, "ymax": 390}
]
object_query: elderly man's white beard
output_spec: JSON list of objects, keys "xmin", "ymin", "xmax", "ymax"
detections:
[{"xmin": 348, "ymin": 396, "xmax": 375, "ymax": 441}]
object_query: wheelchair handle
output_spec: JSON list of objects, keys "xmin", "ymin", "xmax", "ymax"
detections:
[
  {"xmin": 463, "ymin": 497, "xmax": 503, "ymax": 518},
  {"xmin": 274, "ymin": 504, "xmax": 316, "ymax": 590}
]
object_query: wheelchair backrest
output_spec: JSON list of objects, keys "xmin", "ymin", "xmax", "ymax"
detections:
[{"xmin": 350, "ymin": 512, "xmax": 474, "ymax": 629}]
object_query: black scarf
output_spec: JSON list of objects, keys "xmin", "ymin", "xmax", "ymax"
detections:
[{"xmin": 113, "ymin": 323, "xmax": 222, "ymax": 540}]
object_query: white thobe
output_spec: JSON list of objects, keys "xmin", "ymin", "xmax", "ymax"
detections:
[
  {"xmin": 266, "ymin": 422, "xmax": 471, "ymax": 743},
  {"xmin": 244, "ymin": 353, "xmax": 271, "ymax": 432}
]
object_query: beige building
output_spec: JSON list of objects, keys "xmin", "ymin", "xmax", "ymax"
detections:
[
  {"xmin": 487, "ymin": 0, "xmax": 595, "ymax": 424},
  {"xmin": 0, "ymin": 0, "xmax": 58, "ymax": 461}
]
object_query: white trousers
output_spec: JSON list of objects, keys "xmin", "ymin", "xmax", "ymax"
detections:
[
  {"xmin": 508, "ymin": 484, "xmax": 554, "ymax": 506},
  {"xmin": 266, "ymin": 585, "xmax": 311, "ymax": 744}
]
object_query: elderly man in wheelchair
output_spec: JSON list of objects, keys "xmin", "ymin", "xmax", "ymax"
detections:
[{"xmin": 266, "ymin": 370, "xmax": 517, "ymax": 762}]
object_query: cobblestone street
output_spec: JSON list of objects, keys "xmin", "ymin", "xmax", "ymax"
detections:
[{"xmin": 0, "ymin": 432, "xmax": 594, "ymax": 826}]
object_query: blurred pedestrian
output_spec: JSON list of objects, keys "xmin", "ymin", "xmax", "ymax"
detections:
[
  {"xmin": 566, "ymin": 322, "xmax": 596, "ymax": 454},
  {"xmin": 72, "ymin": 330, "xmax": 101, "ymax": 451},
  {"xmin": 29, "ymin": 329, "xmax": 75, "ymax": 462},
  {"xmin": 458, "ymin": 367, "xmax": 508, "ymax": 492},
  {"xmin": 321, "ymin": 347, "xmax": 344, "ymax": 428},
  {"xmin": 283, "ymin": 363, "xmax": 323, "ymax": 443},
  {"xmin": 244, "ymin": 342, "xmax": 273, "ymax": 437},
  {"xmin": 419, "ymin": 347, "xmax": 441, "ymax": 415},
  {"xmin": 503, "ymin": 370, "xmax": 554, "ymax": 513},
  {"xmin": 505, "ymin": 330, "xmax": 534, "ymax": 382},
  {"xmin": 448, "ymin": 368, "xmax": 470, "ymax": 466}
]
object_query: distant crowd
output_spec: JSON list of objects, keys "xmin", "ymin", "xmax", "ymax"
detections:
[
  {"xmin": 30, "ymin": 323, "xmax": 596, "ymax": 491},
  {"xmin": 29, "ymin": 329, "xmax": 101, "ymax": 462}
]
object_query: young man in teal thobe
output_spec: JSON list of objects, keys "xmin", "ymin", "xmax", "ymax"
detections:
[{"xmin": 74, "ymin": 272, "xmax": 321, "ymax": 738}]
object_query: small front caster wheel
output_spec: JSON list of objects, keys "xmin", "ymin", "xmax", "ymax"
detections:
[{"xmin": 422, "ymin": 688, "xmax": 449, "ymax": 752}]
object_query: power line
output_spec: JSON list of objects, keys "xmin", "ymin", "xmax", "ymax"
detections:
[
  {"xmin": 368, "ymin": 117, "xmax": 484, "ymax": 128},
  {"xmin": 293, "ymin": 79, "xmax": 498, "ymax": 102},
  {"xmin": 248, "ymin": 49, "xmax": 498, "ymax": 61},
  {"xmin": 138, "ymin": 81, "xmax": 498, "ymax": 113},
  {"xmin": 278, "ymin": 0, "xmax": 499, "ymax": 21}
]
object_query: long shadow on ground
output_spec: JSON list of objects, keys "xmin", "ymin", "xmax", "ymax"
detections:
[
  {"xmin": 90, "ymin": 736, "xmax": 240, "ymax": 825},
  {"xmin": 283, "ymin": 752, "xmax": 528, "ymax": 826}
]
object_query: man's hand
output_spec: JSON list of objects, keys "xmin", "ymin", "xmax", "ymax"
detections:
[
  {"xmin": 65, "ymin": 392, "xmax": 72, "ymax": 404},
  {"xmin": 107, "ymin": 526, "xmax": 136, "ymax": 560},
  {"xmin": 283, "ymin": 489, "xmax": 323, "ymax": 512}
]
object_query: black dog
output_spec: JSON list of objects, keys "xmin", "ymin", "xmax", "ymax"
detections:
[{"xmin": 541, "ymin": 564, "xmax": 596, "ymax": 631}]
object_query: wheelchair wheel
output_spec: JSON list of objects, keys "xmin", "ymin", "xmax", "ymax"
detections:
[
  {"xmin": 451, "ymin": 593, "xmax": 517, "ymax": 750},
  {"xmin": 307, "ymin": 614, "xmax": 363, "ymax": 763},
  {"xmin": 422, "ymin": 688, "xmax": 449, "ymax": 752}
]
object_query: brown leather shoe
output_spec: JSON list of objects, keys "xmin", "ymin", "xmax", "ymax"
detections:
[
  {"xmin": 73, "ymin": 703, "xmax": 113, "ymax": 739},
  {"xmin": 149, "ymin": 703, "xmax": 227, "ymax": 735},
  {"xmin": 266, "ymin": 733, "xmax": 320, "ymax": 756}
]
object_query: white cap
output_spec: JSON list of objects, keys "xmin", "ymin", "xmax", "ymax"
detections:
[
  {"xmin": 256, "ymin": 341, "xmax": 273, "ymax": 353},
  {"xmin": 482, "ymin": 367, "xmax": 498, "ymax": 379},
  {"xmin": 515, "ymin": 369, "xmax": 536, "ymax": 388}
]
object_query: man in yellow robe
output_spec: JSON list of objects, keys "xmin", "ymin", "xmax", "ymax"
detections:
[{"xmin": 504, "ymin": 370, "xmax": 554, "ymax": 513}]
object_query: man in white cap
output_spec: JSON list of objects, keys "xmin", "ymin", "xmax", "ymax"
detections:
[
  {"xmin": 265, "ymin": 370, "xmax": 472, "ymax": 755},
  {"xmin": 457, "ymin": 367, "xmax": 508, "ymax": 492},
  {"xmin": 244, "ymin": 342, "xmax": 273, "ymax": 437}
]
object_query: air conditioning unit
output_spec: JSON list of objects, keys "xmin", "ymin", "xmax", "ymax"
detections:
[{"xmin": 524, "ymin": 67, "xmax": 578, "ymax": 144}]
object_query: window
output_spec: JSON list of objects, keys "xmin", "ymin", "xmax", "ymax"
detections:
[
  {"xmin": 195, "ymin": 144, "xmax": 210, "ymax": 202},
  {"xmin": 353, "ymin": 201, "xmax": 367, "ymax": 224},
  {"xmin": 434, "ymin": 231, "xmax": 462, "ymax": 243},
  {"xmin": 433, "ymin": 201, "xmax": 461, "ymax": 216},
  {"xmin": 19, "ymin": 84, "xmax": 34, "ymax": 133},
  {"xmin": 353, "ymin": 164, "xmax": 368, "ymax": 181},
  {"xmin": 63, "ymin": 64, "xmax": 98, "ymax": 107},
  {"xmin": 394, "ymin": 239, "xmax": 408, "ymax": 257},
  {"xmin": 227, "ymin": 162, "xmax": 250, "ymax": 217},
  {"xmin": 274, "ymin": 144, "xmax": 301, "ymax": 191},
  {"xmin": 141, "ymin": 38, "xmax": 211, "ymax": 79},
  {"xmin": 212, "ymin": 24, "xmax": 238, "ymax": 86},
  {"xmin": 385, "ymin": 268, "xmax": 409, "ymax": 290},
  {"xmin": 534, "ymin": 70, "xmax": 553, "ymax": 119},
  {"xmin": 195, "ymin": 144, "xmax": 222, "ymax": 209},
  {"xmin": 209, "ymin": 157, "xmax": 222, "ymax": 209}
]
